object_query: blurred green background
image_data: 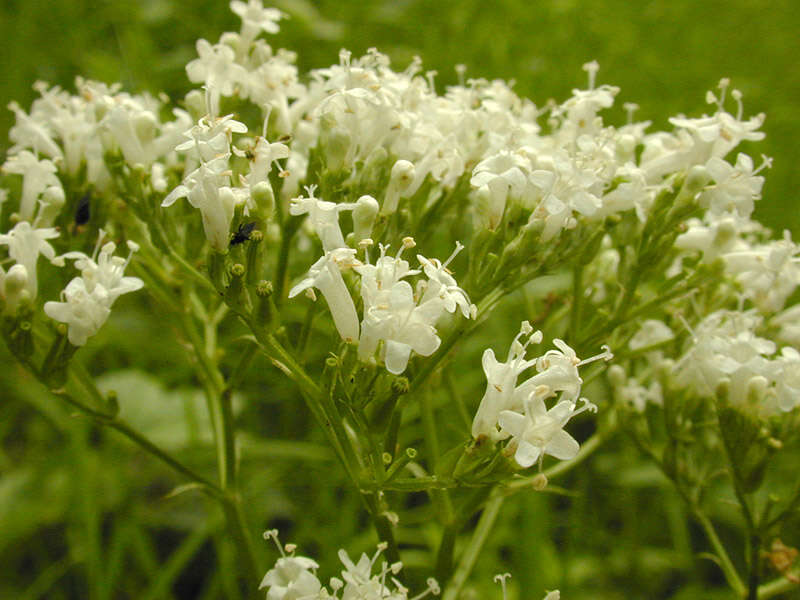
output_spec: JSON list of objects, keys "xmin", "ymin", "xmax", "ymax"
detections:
[{"xmin": 1, "ymin": 1, "xmax": 799, "ymax": 599}]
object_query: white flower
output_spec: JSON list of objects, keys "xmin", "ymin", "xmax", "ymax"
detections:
[
  {"xmin": 162, "ymin": 155, "xmax": 243, "ymax": 251},
  {"xmin": 44, "ymin": 237, "xmax": 143, "ymax": 346},
  {"xmin": 289, "ymin": 248, "xmax": 361, "ymax": 343},
  {"xmin": 0, "ymin": 221, "xmax": 61, "ymax": 299},
  {"xmin": 472, "ymin": 324, "xmax": 611, "ymax": 448},
  {"xmin": 416, "ymin": 242, "xmax": 475, "ymax": 319},
  {"xmin": 358, "ymin": 277, "xmax": 442, "ymax": 375},
  {"xmin": 231, "ymin": 0, "xmax": 284, "ymax": 40},
  {"xmin": 7, "ymin": 100, "xmax": 63, "ymax": 161},
  {"xmin": 186, "ymin": 40, "xmax": 248, "ymax": 116},
  {"xmin": 2, "ymin": 151, "xmax": 62, "ymax": 222},
  {"xmin": 499, "ymin": 394, "xmax": 597, "ymax": 468},
  {"xmin": 289, "ymin": 187, "xmax": 356, "ymax": 253},
  {"xmin": 472, "ymin": 322, "xmax": 542, "ymax": 441},
  {"xmin": 470, "ymin": 151, "xmax": 530, "ymax": 229},
  {"xmin": 702, "ymin": 153, "xmax": 768, "ymax": 217},
  {"xmin": 355, "ymin": 240, "xmax": 471, "ymax": 375},
  {"xmin": 629, "ymin": 319, "xmax": 674, "ymax": 351},
  {"xmin": 175, "ymin": 113, "xmax": 248, "ymax": 166},
  {"xmin": 259, "ymin": 556, "xmax": 322, "ymax": 600}
]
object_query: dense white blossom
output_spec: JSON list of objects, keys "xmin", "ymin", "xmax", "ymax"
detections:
[
  {"xmin": 472, "ymin": 322, "xmax": 611, "ymax": 467},
  {"xmin": 44, "ymin": 236, "xmax": 143, "ymax": 346}
]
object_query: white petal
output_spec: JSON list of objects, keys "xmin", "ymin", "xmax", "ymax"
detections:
[
  {"xmin": 384, "ymin": 340, "xmax": 412, "ymax": 374},
  {"xmin": 546, "ymin": 429, "xmax": 580, "ymax": 460}
]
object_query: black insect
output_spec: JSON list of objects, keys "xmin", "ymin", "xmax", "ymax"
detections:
[
  {"xmin": 75, "ymin": 193, "xmax": 91, "ymax": 226},
  {"xmin": 230, "ymin": 222, "xmax": 257, "ymax": 247}
]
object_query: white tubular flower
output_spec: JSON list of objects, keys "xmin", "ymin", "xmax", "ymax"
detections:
[
  {"xmin": 470, "ymin": 151, "xmax": 530, "ymax": 229},
  {"xmin": 356, "ymin": 240, "xmax": 452, "ymax": 374},
  {"xmin": 381, "ymin": 159, "xmax": 415, "ymax": 215},
  {"xmin": 162, "ymin": 155, "xmax": 242, "ymax": 251},
  {"xmin": 44, "ymin": 278, "xmax": 113, "ymax": 346},
  {"xmin": 472, "ymin": 322, "xmax": 542, "ymax": 441},
  {"xmin": 44, "ymin": 238, "xmax": 143, "ymax": 346},
  {"xmin": 63, "ymin": 238, "xmax": 144, "ymax": 303},
  {"xmin": 289, "ymin": 248, "xmax": 361, "ymax": 343},
  {"xmin": 772, "ymin": 304, "xmax": 800, "ymax": 347},
  {"xmin": 723, "ymin": 231, "xmax": 800, "ymax": 313},
  {"xmin": 186, "ymin": 40, "xmax": 248, "ymax": 116},
  {"xmin": 666, "ymin": 81, "xmax": 765, "ymax": 166},
  {"xmin": 259, "ymin": 555, "xmax": 322, "ymax": 600},
  {"xmin": 673, "ymin": 310, "xmax": 781, "ymax": 413},
  {"xmin": 359, "ymin": 278, "xmax": 441, "ymax": 375},
  {"xmin": 473, "ymin": 325, "xmax": 611, "ymax": 447},
  {"xmin": 244, "ymin": 135, "xmax": 289, "ymax": 188},
  {"xmin": 289, "ymin": 187, "xmax": 356, "ymax": 253},
  {"xmin": 2, "ymin": 151, "xmax": 62, "ymax": 222},
  {"xmin": 34, "ymin": 184, "xmax": 66, "ymax": 228},
  {"xmin": 175, "ymin": 113, "xmax": 248, "ymax": 166},
  {"xmin": 417, "ymin": 242, "xmax": 475, "ymax": 319},
  {"xmin": 499, "ymin": 394, "xmax": 597, "ymax": 468},
  {"xmin": 231, "ymin": 0, "xmax": 284, "ymax": 40},
  {"xmin": 629, "ymin": 319, "xmax": 674, "ymax": 352},
  {"xmin": 7, "ymin": 100, "xmax": 63, "ymax": 161},
  {"xmin": 702, "ymin": 153, "xmax": 768, "ymax": 218},
  {"xmin": 0, "ymin": 221, "xmax": 61, "ymax": 299}
]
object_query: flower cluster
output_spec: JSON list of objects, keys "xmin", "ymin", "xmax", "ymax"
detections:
[
  {"xmin": 287, "ymin": 187, "xmax": 474, "ymax": 374},
  {"xmin": 43, "ymin": 233, "xmax": 143, "ymax": 346},
  {"xmin": 472, "ymin": 322, "xmax": 612, "ymax": 468},
  {"xmin": 672, "ymin": 310, "xmax": 800, "ymax": 415},
  {"xmin": 260, "ymin": 531, "xmax": 439, "ymax": 600}
]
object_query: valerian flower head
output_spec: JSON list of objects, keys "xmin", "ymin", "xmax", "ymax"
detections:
[
  {"xmin": 472, "ymin": 321, "xmax": 543, "ymax": 441},
  {"xmin": 44, "ymin": 236, "xmax": 143, "ymax": 346},
  {"xmin": 473, "ymin": 323, "xmax": 611, "ymax": 463}
]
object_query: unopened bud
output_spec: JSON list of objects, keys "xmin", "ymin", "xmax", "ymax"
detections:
[
  {"xmin": 184, "ymin": 90, "xmax": 206, "ymax": 119},
  {"xmin": 352, "ymin": 195, "xmax": 379, "ymax": 241},
  {"xmin": 324, "ymin": 127, "xmax": 351, "ymax": 172},
  {"xmin": 251, "ymin": 181, "xmax": 275, "ymax": 218},
  {"xmin": 531, "ymin": 473, "xmax": 548, "ymax": 490}
]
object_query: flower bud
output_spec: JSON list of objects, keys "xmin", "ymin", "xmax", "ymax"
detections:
[
  {"xmin": 3, "ymin": 264, "xmax": 30, "ymax": 315},
  {"xmin": 133, "ymin": 111, "xmax": 157, "ymax": 143},
  {"xmin": 324, "ymin": 127, "xmax": 351, "ymax": 172},
  {"xmin": 251, "ymin": 180, "xmax": 275, "ymax": 219},
  {"xmin": 352, "ymin": 195, "xmax": 379, "ymax": 242},
  {"xmin": 382, "ymin": 159, "xmax": 415, "ymax": 214},
  {"xmin": 184, "ymin": 90, "xmax": 206, "ymax": 120}
]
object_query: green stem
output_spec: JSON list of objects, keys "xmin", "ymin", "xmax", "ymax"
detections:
[
  {"xmin": 569, "ymin": 265, "xmax": 583, "ymax": 341},
  {"xmin": 693, "ymin": 510, "xmax": 747, "ymax": 598},
  {"xmin": 221, "ymin": 496, "xmax": 261, "ymax": 599},
  {"xmin": 57, "ymin": 363, "xmax": 222, "ymax": 496},
  {"xmin": 361, "ymin": 492, "xmax": 400, "ymax": 564},
  {"xmin": 273, "ymin": 223, "xmax": 294, "ymax": 305},
  {"xmin": 107, "ymin": 420, "xmax": 222, "ymax": 495},
  {"xmin": 442, "ymin": 492, "xmax": 504, "ymax": 600},
  {"xmin": 757, "ymin": 571, "xmax": 800, "ymax": 599}
]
